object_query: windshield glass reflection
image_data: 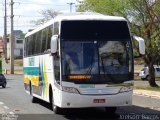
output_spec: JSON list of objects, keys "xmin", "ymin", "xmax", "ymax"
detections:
[
  {"xmin": 61, "ymin": 40, "xmax": 133, "ymax": 84},
  {"xmin": 62, "ymin": 41, "xmax": 98, "ymax": 75},
  {"xmin": 99, "ymin": 41, "xmax": 130, "ymax": 74}
]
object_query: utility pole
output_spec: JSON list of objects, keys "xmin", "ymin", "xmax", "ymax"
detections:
[
  {"xmin": 10, "ymin": 0, "xmax": 14, "ymax": 74},
  {"xmin": 4, "ymin": 0, "xmax": 8, "ymax": 63},
  {"xmin": 67, "ymin": 2, "xmax": 75, "ymax": 13}
]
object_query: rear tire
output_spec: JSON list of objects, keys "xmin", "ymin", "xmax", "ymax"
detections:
[
  {"xmin": 2, "ymin": 82, "xmax": 6, "ymax": 88},
  {"xmin": 105, "ymin": 107, "xmax": 117, "ymax": 114},
  {"xmin": 30, "ymin": 83, "xmax": 38, "ymax": 103},
  {"xmin": 31, "ymin": 96, "xmax": 38, "ymax": 103}
]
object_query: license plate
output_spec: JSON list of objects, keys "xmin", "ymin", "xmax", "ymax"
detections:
[{"xmin": 93, "ymin": 99, "xmax": 105, "ymax": 103}]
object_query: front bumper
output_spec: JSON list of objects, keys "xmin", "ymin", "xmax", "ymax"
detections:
[{"xmin": 56, "ymin": 90, "xmax": 133, "ymax": 108}]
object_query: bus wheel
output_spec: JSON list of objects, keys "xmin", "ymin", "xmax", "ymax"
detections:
[
  {"xmin": 51, "ymin": 94, "xmax": 61, "ymax": 114},
  {"xmin": 105, "ymin": 107, "xmax": 117, "ymax": 114},
  {"xmin": 31, "ymin": 96, "xmax": 38, "ymax": 103},
  {"xmin": 30, "ymin": 84, "xmax": 38, "ymax": 103}
]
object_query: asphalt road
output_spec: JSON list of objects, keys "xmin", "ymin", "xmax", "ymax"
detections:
[{"xmin": 0, "ymin": 75, "xmax": 160, "ymax": 120}]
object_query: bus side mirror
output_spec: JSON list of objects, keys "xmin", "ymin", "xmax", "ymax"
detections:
[
  {"xmin": 51, "ymin": 35, "xmax": 58, "ymax": 54},
  {"xmin": 133, "ymin": 36, "xmax": 145, "ymax": 55}
]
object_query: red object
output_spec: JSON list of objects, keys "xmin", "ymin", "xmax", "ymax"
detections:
[{"xmin": 93, "ymin": 99, "xmax": 106, "ymax": 103}]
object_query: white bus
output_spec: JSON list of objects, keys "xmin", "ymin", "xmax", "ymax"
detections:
[{"xmin": 24, "ymin": 13, "xmax": 145, "ymax": 114}]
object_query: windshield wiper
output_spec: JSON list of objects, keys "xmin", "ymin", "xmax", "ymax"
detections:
[
  {"xmin": 86, "ymin": 64, "xmax": 93, "ymax": 75},
  {"xmin": 86, "ymin": 55, "xmax": 95, "ymax": 75}
]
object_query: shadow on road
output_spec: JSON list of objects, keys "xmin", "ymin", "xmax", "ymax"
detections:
[
  {"xmin": 62, "ymin": 108, "xmax": 119, "ymax": 120},
  {"xmin": 0, "ymin": 86, "xmax": 11, "ymax": 89},
  {"xmin": 32, "ymin": 99, "xmax": 160, "ymax": 120}
]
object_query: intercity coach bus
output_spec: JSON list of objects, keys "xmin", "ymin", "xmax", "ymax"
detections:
[{"xmin": 23, "ymin": 13, "xmax": 145, "ymax": 114}]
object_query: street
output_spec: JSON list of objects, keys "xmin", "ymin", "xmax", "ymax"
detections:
[{"xmin": 0, "ymin": 75, "xmax": 160, "ymax": 120}]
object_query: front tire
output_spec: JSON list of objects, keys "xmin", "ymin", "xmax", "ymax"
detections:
[
  {"xmin": 50, "ymin": 91, "xmax": 61, "ymax": 114},
  {"xmin": 52, "ymin": 102, "xmax": 61, "ymax": 114},
  {"xmin": 105, "ymin": 107, "xmax": 117, "ymax": 114},
  {"xmin": 2, "ymin": 82, "xmax": 6, "ymax": 88}
]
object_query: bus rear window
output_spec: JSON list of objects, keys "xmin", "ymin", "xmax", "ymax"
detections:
[{"xmin": 61, "ymin": 20, "xmax": 130, "ymax": 40}]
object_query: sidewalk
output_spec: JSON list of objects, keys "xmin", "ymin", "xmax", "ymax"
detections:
[{"xmin": 133, "ymin": 89, "xmax": 160, "ymax": 99}]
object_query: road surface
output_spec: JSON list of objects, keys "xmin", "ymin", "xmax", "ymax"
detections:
[{"xmin": 0, "ymin": 75, "xmax": 160, "ymax": 120}]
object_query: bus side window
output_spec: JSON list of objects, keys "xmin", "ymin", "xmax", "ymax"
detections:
[
  {"xmin": 26, "ymin": 37, "xmax": 29, "ymax": 56},
  {"xmin": 35, "ymin": 31, "xmax": 42, "ymax": 54},
  {"xmin": 54, "ymin": 22, "xmax": 59, "ymax": 35},
  {"xmin": 28, "ymin": 35, "xmax": 34, "ymax": 56},
  {"xmin": 41, "ymin": 28, "xmax": 48, "ymax": 53},
  {"xmin": 24, "ymin": 37, "xmax": 27, "ymax": 57},
  {"xmin": 54, "ymin": 55, "xmax": 60, "ymax": 84},
  {"xmin": 31, "ymin": 35, "xmax": 36, "ymax": 55},
  {"xmin": 47, "ymin": 25, "xmax": 53, "ymax": 50}
]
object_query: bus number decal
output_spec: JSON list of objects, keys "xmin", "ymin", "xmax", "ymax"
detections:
[
  {"xmin": 79, "ymin": 84, "xmax": 95, "ymax": 88},
  {"xmin": 29, "ymin": 57, "xmax": 35, "ymax": 66}
]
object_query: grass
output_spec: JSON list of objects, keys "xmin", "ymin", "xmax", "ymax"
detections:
[{"xmin": 134, "ymin": 85, "xmax": 160, "ymax": 92}]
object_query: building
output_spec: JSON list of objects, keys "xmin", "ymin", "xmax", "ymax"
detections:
[{"xmin": 7, "ymin": 30, "xmax": 24, "ymax": 59}]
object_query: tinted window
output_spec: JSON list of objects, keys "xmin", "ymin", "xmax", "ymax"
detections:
[
  {"xmin": 54, "ymin": 56, "xmax": 60, "ymax": 84},
  {"xmin": 25, "ymin": 25, "xmax": 53, "ymax": 56},
  {"xmin": 41, "ymin": 28, "xmax": 48, "ymax": 53},
  {"xmin": 24, "ymin": 38, "xmax": 28, "ymax": 57},
  {"xmin": 20, "ymin": 49, "xmax": 23, "ymax": 56},
  {"xmin": 0, "ymin": 74, "xmax": 5, "ymax": 78},
  {"xmin": 61, "ymin": 40, "xmax": 133, "ymax": 84},
  {"xmin": 156, "ymin": 68, "xmax": 160, "ymax": 72},
  {"xmin": 28, "ymin": 35, "xmax": 34, "ymax": 55},
  {"xmin": 35, "ymin": 31, "xmax": 42, "ymax": 54},
  {"xmin": 17, "ymin": 40, "xmax": 23, "ymax": 44},
  {"xmin": 61, "ymin": 20, "xmax": 130, "ymax": 40},
  {"xmin": 47, "ymin": 25, "xmax": 53, "ymax": 50},
  {"xmin": 54, "ymin": 22, "xmax": 59, "ymax": 35}
]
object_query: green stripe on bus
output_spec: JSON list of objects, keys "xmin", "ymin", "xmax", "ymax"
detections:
[{"xmin": 24, "ymin": 67, "xmax": 39, "ymax": 76}]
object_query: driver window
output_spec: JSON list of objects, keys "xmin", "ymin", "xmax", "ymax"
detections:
[{"xmin": 54, "ymin": 55, "xmax": 60, "ymax": 84}]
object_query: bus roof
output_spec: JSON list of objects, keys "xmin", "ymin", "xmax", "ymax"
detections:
[
  {"xmin": 25, "ymin": 12, "xmax": 127, "ymax": 38},
  {"xmin": 55, "ymin": 12, "xmax": 126, "ymax": 21}
]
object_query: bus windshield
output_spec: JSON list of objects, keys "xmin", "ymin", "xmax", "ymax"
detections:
[
  {"xmin": 61, "ymin": 40, "xmax": 133, "ymax": 84},
  {"xmin": 61, "ymin": 20, "xmax": 133, "ymax": 84}
]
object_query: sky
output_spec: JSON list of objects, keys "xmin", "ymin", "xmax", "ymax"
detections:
[{"xmin": 0, "ymin": 0, "xmax": 79, "ymax": 36}]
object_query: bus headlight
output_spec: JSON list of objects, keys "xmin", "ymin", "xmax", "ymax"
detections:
[
  {"xmin": 119, "ymin": 86, "xmax": 133, "ymax": 93},
  {"xmin": 62, "ymin": 86, "xmax": 80, "ymax": 94}
]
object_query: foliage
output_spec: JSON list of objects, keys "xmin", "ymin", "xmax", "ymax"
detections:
[
  {"xmin": 77, "ymin": 0, "xmax": 160, "ymax": 87},
  {"xmin": 78, "ymin": 0, "xmax": 128, "ymax": 16},
  {"xmin": 31, "ymin": 9, "xmax": 61, "ymax": 25}
]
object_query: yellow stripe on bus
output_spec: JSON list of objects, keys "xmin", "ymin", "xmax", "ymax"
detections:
[{"xmin": 24, "ymin": 75, "xmax": 40, "ymax": 86}]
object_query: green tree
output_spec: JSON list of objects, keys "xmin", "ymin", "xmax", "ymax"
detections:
[{"xmin": 77, "ymin": 0, "xmax": 160, "ymax": 87}]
